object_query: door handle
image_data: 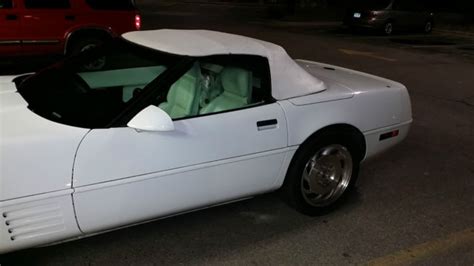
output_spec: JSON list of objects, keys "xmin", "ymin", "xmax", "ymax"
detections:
[
  {"xmin": 257, "ymin": 119, "xmax": 278, "ymax": 131},
  {"xmin": 65, "ymin": 15, "xmax": 75, "ymax": 21},
  {"xmin": 6, "ymin": 14, "xmax": 18, "ymax": 20}
]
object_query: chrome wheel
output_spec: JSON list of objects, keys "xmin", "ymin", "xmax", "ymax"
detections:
[
  {"xmin": 424, "ymin": 21, "xmax": 432, "ymax": 33},
  {"xmin": 80, "ymin": 43, "xmax": 97, "ymax": 53},
  {"xmin": 300, "ymin": 144, "xmax": 353, "ymax": 207},
  {"xmin": 80, "ymin": 43, "xmax": 106, "ymax": 70},
  {"xmin": 384, "ymin": 22, "xmax": 393, "ymax": 35}
]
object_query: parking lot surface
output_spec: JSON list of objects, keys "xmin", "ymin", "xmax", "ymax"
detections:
[{"xmin": 1, "ymin": 1, "xmax": 473, "ymax": 265}]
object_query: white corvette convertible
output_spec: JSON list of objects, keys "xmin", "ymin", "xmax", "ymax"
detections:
[{"xmin": 0, "ymin": 29, "xmax": 412, "ymax": 253}]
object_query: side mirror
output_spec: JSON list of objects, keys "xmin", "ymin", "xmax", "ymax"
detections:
[{"xmin": 127, "ymin": 105, "xmax": 174, "ymax": 132}]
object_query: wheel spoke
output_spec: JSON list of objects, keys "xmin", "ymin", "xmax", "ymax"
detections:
[{"xmin": 300, "ymin": 144, "xmax": 354, "ymax": 207}]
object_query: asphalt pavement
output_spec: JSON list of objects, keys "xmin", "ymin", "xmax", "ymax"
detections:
[{"xmin": 1, "ymin": 1, "xmax": 473, "ymax": 265}]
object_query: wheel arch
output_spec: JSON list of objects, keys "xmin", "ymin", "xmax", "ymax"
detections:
[
  {"xmin": 426, "ymin": 15, "xmax": 434, "ymax": 23},
  {"xmin": 425, "ymin": 17, "xmax": 434, "ymax": 28},
  {"xmin": 296, "ymin": 123, "xmax": 366, "ymax": 163},
  {"xmin": 279, "ymin": 123, "xmax": 365, "ymax": 213},
  {"xmin": 64, "ymin": 27, "xmax": 114, "ymax": 55},
  {"xmin": 383, "ymin": 17, "xmax": 395, "ymax": 27}
]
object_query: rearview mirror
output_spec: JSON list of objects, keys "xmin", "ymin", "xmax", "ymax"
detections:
[{"xmin": 127, "ymin": 105, "xmax": 174, "ymax": 132}]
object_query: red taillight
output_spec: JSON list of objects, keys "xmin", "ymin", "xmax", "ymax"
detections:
[
  {"xmin": 135, "ymin": 14, "xmax": 141, "ymax": 30},
  {"xmin": 368, "ymin": 11, "xmax": 379, "ymax": 18},
  {"xmin": 379, "ymin": 130, "xmax": 400, "ymax": 141}
]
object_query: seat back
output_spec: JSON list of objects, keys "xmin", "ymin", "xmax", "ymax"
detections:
[
  {"xmin": 159, "ymin": 63, "xmax": 201, "ymax": 119},
  {"xmin": 200, "ymin": 67, "xmax": 252, "ymax": 114}
]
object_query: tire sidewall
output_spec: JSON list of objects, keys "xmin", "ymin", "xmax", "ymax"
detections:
[
  {"xmin": 69, "ymin": 38, "xmax": 104, "ymax": 56},
  {"xmin": 69, "ymin": 38, "xmax": 106, "ymax": 70},
  {"xmin": 424, "ymin": 21, "xmax": 433, "ymax": 33},
  {"xmin": 283, "ymin": 132, "xmax": 360, "ymax": 216},
  {"xmin": 384, "ymin": 22, "xmax": 394, "ymax": 35}
]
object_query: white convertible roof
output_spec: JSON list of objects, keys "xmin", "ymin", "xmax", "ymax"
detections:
[{"xmin": 123, "ymin": 29, "xmax": 326, "ymax": 100}]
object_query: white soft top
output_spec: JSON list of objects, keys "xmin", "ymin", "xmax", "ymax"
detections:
[{"xmin": 123, "ymin": 29, "xmax": 326, "ymax": 100}]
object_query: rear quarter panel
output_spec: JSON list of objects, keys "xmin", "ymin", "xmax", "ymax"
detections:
[
  {"xmin": 280, "ymin": 87, "xmax": 408, "ymax": 161},
  {"xmin": 281, "ymin": 87, "xmax": 401, "ymax": 146},
  {"xmin": 280, "ymin": 63, "xmax": 412, "ymax": 160}
]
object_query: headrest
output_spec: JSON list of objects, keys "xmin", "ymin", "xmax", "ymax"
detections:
[
  {"xmin": 168, "ymin": 62, "xmax": 201, "ymax": 101},
  {"xmin": 220, "ymin": 67, "xmax": 252, "ymax": 98}
]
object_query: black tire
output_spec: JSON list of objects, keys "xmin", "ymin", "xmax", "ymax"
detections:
[
  {"xmin": 68, "ymin": 37, "xmax": 104, "ymax": 56},
  {"xmin": 282, "ymin": 131, "xmax": 361, "ymax": 216},
  {"xmin": 68, "ymin": 37, "xmax": 106, "ymax": 70},
  {"xmin": 383, "ymin": 21, "xmax": 394, "ymax": 35},
  {"xmin": 423, "ymin": 20, "xmax": 433, "ymax": 34}
]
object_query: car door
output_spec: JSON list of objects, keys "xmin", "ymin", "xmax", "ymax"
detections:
[
  {"xmin": 410, "ymin": 1, "xmax": 429, "ymax": 28},
  {"xmin": 21, "ymin": 0, "xmax": 73, "ymax": 55},
  {"xmin": 72, "ymin": 54, "xmax": 289, "ymax": 234},
  {"xmin": 392, "ymin": 0, "xmax": 417, "ymax": 29},
  {"xmin": 0, "ymin": 0, "xmax": 22, "ymax": 56}
]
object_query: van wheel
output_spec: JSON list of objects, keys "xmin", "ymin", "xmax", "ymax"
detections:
[
  {"xmin": 424, "ymin": 21, "xmax": 433, "ymax": 34},
  {"xmin": 384, "ymin": 22, "xmax": 394, "ymax": 35},
  {"xmin": 68, "ymin": 38, "xmax": 106, "ymax": 70},
  {"xmin": 282, "ymin": 132, "xmax": 360, "ymax": 216},
  {"xmin": 68, "ymin": 37, "xmax": 103, "ymax": 55}
]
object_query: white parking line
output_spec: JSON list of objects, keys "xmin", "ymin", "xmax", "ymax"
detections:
[
  {"xmin": 367, "ymin": 228, "xmax": 474, "ymax": 265},
  {"xmin": 339, "ymin": 49, "xmax": 397, "ymax": 62}
]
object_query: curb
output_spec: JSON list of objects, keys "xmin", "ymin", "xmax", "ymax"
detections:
[
  {"xmin": 255, "ymin": 20, "xmax": 341, "ymax": 28},
  {"xmin": 434, "ymin": 28, "xmax": 474, "ymax": 37}
]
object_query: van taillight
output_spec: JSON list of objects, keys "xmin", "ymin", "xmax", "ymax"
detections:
[{"xmin": 135, "ymin": 14, "xmax": 141, "ymax": 30}]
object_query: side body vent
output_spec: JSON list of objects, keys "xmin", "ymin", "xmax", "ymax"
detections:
[
  {"xmin": 0, "ymin": 191, "xmax": 82, "ymax": 253},
  {"xmin": 3, "ymin": 203, "xmax": 65, "ymax": 242}
]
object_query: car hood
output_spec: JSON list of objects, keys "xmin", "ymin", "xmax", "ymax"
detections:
[{"xmin": 0, "ymin": 78, "xmax": 89, "ymax": 201}]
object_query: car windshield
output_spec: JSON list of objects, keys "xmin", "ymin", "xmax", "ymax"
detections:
[
  {"xmin": 353, "ymin": 0, "xmax": 392, "ymax": 9},
  {"xmin": 17, "ymin": 39, "xmax": 184, "ymax": 129}
]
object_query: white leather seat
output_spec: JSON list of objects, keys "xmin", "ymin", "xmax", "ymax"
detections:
[{"xmin": 200, "ymin": 67, "xmax": 252, "ymax": 114}]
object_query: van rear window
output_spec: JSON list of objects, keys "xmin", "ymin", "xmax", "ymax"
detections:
[{"xmin": 86, "ymin": 0, "xmax": 135, "ymax": 10}]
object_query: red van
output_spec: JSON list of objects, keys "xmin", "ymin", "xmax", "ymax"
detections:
[{"xmin": 0, "ymin": 0, "xmax": 140, "ymax": 57}]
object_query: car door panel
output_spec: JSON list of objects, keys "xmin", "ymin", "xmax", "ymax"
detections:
[
  {"xmin": 73, "ymin": 149, "xmax": 288, "ymax": 233},
  {"xmin": 73, "ymin": 103, "xmax": 287, "ymax": 187},
  {"xmin": 73, "ymin": 103, "xmax": 288, "ymax": 233},
  {"xmin": 21, "ymin": 0, "xmax": 73, "ymax": 55}
]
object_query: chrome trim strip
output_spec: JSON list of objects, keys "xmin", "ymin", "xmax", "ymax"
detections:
[
  {"xmin": 0, "ymin": 189, "xmax": 73, "ymax": 208},
  {"xmin": 0, "ymin": 40, "xmax": 21, "ymax": 45},
  {"xmin": 22, "ymin": 40, "xmax": 60, "ymax": 45},
  {"xmin": 74, "ymin": 147, "xmax": 291, "ymax": 192}
]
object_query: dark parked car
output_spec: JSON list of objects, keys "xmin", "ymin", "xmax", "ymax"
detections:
[{"xmin": 344, "ymin": 0, "xmax": 434, "ymax": 35}]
